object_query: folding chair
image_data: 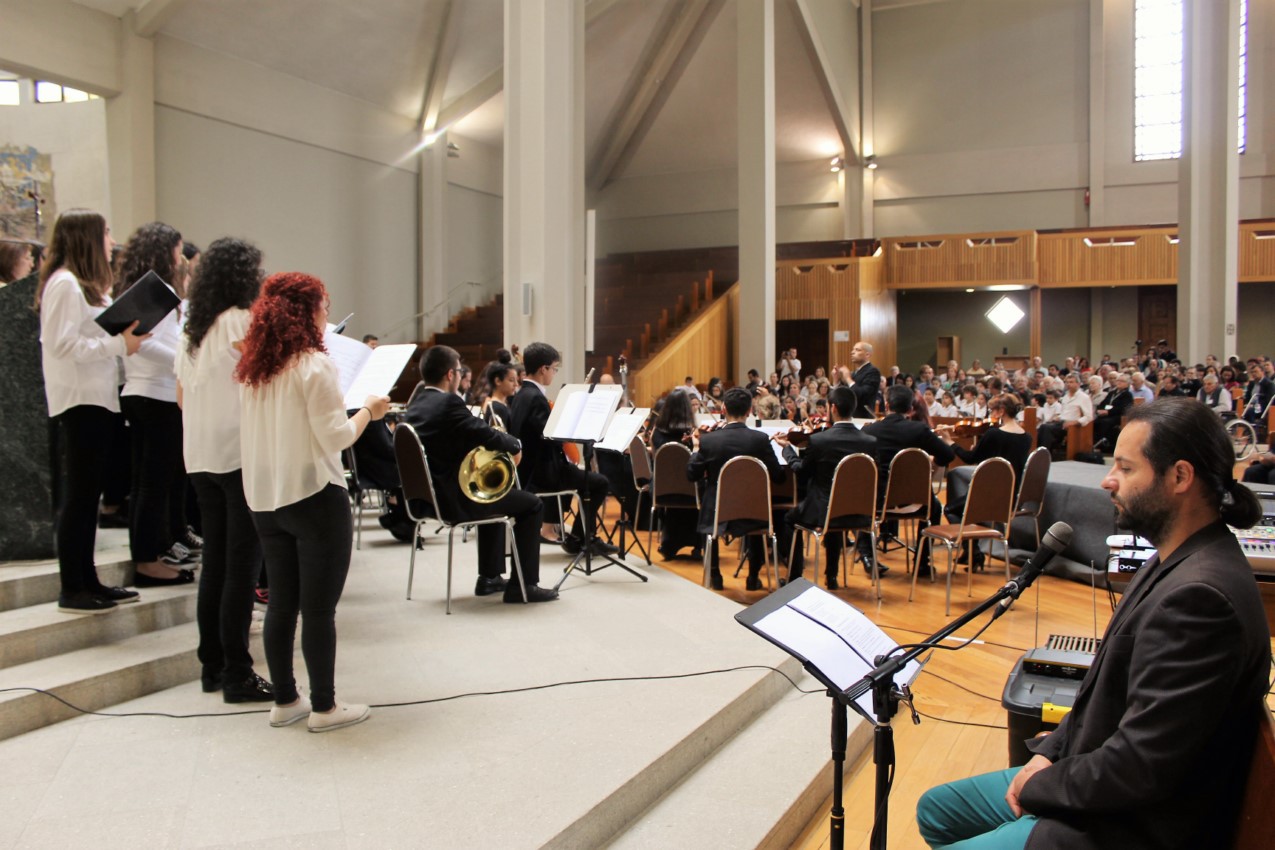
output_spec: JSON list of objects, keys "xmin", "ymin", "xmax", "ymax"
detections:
[
  {"xmin": 393, "ymin": 423, "xmax": 527, "ymax": 613},
  {"xmin": 787, "ymin": 453, "xmax": 880, "ymax": 597},
  {"xmin": 648, "ymin": 442, "xmax": 699, "ymax": 556},
  {"xmin": 920, "ymin": 457, "xmax": 1016, "ymax": 615},
  {"xmin": 341, "ymin": 447, "xmax": 385, "ymax": 551},
  {"xmin": 1013, "ymin": 447, "xmax": 1051, "ymax": 551},
  {"xmin": 737, "ymin": 466, "xmax": 797, "ymax": 579},
  {"xmin": 702, "ymin": 456, "xmax": 779, "ymax": 590},
  {"xmin": 619, "ymin": 435, "xmax": 653, "ymax": 564},
  {"xmin": 878, "ymin": 448, "xmax": 935, "ymax": 576}
]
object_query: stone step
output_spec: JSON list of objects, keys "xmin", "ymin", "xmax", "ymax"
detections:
[
  {"xmin": 0, "ymin": 621, "xmax": 205, "ymax": 742},
  {"xmin": 603, "ymin": 671, "xmax": 872, "ymax": 850},
  {"xmin": 0, "ymin": 584, "xmax": 197, "ymax": 670},
  {"xmin": 0, "ymin": 549, "xmax": 134, "ymax": 613}
]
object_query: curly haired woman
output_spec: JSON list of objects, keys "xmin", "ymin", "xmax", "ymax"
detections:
[{"xmin": 237, "ymin": 272, "xmax": 389, "ymax": 732}]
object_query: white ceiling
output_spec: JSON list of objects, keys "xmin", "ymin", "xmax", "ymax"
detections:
[{"xmin": 72, "ymin": 0, "xmax": 845, "ymax": 178}]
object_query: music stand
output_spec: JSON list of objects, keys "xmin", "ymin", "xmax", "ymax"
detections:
[{"xmin": 545, "ymin": 383, "xmax": 649, "ymax": 589}]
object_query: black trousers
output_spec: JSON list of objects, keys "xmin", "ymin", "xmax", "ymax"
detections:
[
  {"xmin": 1093, "ymin": 413, "xmax": 1122, "ymax": 448},
  {"xmin": 53, "ymin": 405, "xmax": 115, "ymax": 596},
  {"xmin": 101, "ymin": 402, "xmax": 131, "ymax": 509},
  {"xmin": 538, "ymin": 462, "xmax": 608, "ymax": 540},
  {"xmin": 474, "ymin": 487, "xmax": 543, "ymax": 584},
  {"xmin": 1243, "ymin": 463, "xmax": 1275, "ymax": 486},
  {"xmin": 191, "ymin": 470, "xmax": 263, "ymax": 684},
  {"xmin": 121, "ymin": 395, "xmax": 186, "ymax": 561},
  {"xmin": 252, "ymin": 484, "xmax": 352, "ymax": 713},
  {"xmin": 784, "ymin": 508, "xmax": 850, "ymax": 580}
]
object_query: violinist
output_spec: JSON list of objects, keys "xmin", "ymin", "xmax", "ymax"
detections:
[
  {"xmin": 776, "ymin": 387, "xmax": 877, "ymax": 588},
  {"xmin": 651, "ymin": 390, "xmax": 701, "ymax": 560}
]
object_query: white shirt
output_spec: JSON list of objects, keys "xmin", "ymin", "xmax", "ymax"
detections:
[
  {"xmin": 39, "ymin": 269, "xmax": 127, "ymax": 416},
  {"xmin": 122, "ymin": 295, "xmax": 182, "ymax": 403},
  {"xmin": 1058, "ymin": 389, "xmax": 1094, "ymax": 425},
  {"xmin": 176, "ymin": 308, "xmax": 250, "ymax": 474},
  {"xmin": 240, "ymin": 351, "xmax": 358, "ymax": 511}
]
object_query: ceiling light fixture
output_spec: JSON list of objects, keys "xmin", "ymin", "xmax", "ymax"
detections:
[
  {"xmin": 830, "ymin": 156, "xmax": 844, "ymax": 173},
  {"xmin": 864, "ymin": 155, "xmax": 878, "ymax": 170}
]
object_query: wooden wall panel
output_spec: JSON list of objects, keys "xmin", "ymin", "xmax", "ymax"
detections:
[
  {"xmin": 883, "ymin": 230, "xmax": 1036, "ymax": 289},
  {"xmin": 857, "ymin": 256, "xmax": 896, "ymax": 373},
  {"xmin": 629, "ymin": 284, "xmax": 737, "ymax": 407},
  {"xmin": 1037, "ymin": 227, "xmax": 1178, "ymax": 287},
  {"xmin": 1240, "ymin": 220, "xmax": 1275, "ymax": 283},
  {"xmin": 777, "ymin": 258, "xmax": 860, "ymax": 369}
]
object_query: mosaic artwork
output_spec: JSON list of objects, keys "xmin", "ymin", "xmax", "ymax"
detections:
[{"xmin": 0, "ymin": 144, "xmax": 54, "ymax": 242}]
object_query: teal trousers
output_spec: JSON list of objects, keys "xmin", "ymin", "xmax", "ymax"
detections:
[{"xmin": 916, "ymin": 767, "xmax": 1039, "ymax": 849}]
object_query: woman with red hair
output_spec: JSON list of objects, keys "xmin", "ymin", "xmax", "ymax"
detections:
[{"xmin": 237, "ymin": 272, "xmax": 389, "ymax": 732}]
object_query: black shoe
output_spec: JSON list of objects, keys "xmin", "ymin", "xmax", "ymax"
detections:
[
  {"xmin": 710, "ymin": 573, "xmax": 724, "ymax": 591},
  {"xmin": 825, "ymin": 576, "xmax": 840, "ymax": 591},
  {"xmin": 916, "ymin": 564, "xmax": 935, "ymax": 580},
  {"xmin": 94, "ymin": 585, "xmax": 140, "ymax": 604},
  {"xmin": 223, "ymin": 673, "xmax": 274, "ymax": 704},
  {"xmin": 134, "ymin": 569, "xmax": 196, "ymax": 587},
  {"xmin": 201, "ymin": 668, "xmax": 224, "ymax": 693},
  {"xmin": 745, "ymin": 576, "xmax": 763, "ymax": 591},
  {"xmin": 588, "ymin": 538, "xmax": 619, "ymax": 556},
  {"xmin": 475, "ymin": 576, "xmax": 508, "ymax": 596},
  {"xmin": 57, "ymin": 591, "xmax": 117, "ymax": 615},
  {"xmin": 657, "ymin": 546, "xmax": 678, "ymax": 560},
  {"xmin": 181, "ymin": 527, "xmax": 204, "ymax": 554},
  {"xmin": 504, "ymin": 584, "xmax": 559, "ymax": 603},
  {"xmin": 874, "ymin": 564, "xmax": 890, "ymax": 577},
  {"xmin": 560, "ymin": 537, "xmax": 583, "ymax": 555}
]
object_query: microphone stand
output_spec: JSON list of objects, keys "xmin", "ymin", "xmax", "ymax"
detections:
[{"xmin": 828, "ymin": 575, "xmax": 1037, "ymax": 850}]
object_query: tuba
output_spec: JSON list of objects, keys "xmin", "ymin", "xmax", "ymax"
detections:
[{"xmin": 459, "ymin": 407, "xmax": 516, "ymax": 503}]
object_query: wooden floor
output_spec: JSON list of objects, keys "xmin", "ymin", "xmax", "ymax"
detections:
[{"xmin": 636, "ymin": 521, "xmax": 1275, "ymax": 850}]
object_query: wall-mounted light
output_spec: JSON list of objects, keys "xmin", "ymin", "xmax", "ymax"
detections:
[
  {"xmin": 864, "ymin": 155, "xmax": 878, "ymax": 170},
  {"xmin": 447, "ymin": 142, "xmax": 460, "ymax": 158},
  {"xmin": 830, "ymin": 156, "xmax": 844, "ymax": 173}
]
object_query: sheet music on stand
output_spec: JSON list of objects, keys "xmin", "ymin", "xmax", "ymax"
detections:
[
  {"xmin": 736, "ymin": 578, "xmax": 922, "ymax": 718},
  {"xmin": 323, "ymin": 331, "xmax": 416, "ymax": 409},
  {"xmin": 546, "ymin": 383, "xmax": 624, "ymax": 443},
  {"xmin": 595, "ymin": 407, "xmax": 650, "ymax": 453}
]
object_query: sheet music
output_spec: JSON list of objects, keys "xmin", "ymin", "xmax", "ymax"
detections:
[
  {"xmin": 752, "ymin": 424, "xmax": 790, "ymax": 467},
  {"xmin": 596, "ymin": 408, "xmax": 650, "ymax": 453},
  {"xmin": 550, "ymin": 385, "xmax": 623, "ymax": 441},
  {"xmin": 323, "ymin": 331, "xmax": 372, "ymax": 396},
  {"xmin": 324, "ymin": 331, "xmax": 415, "ymax": 409}
]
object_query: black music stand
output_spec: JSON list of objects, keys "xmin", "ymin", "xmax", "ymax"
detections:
[{"xmin": 545, "ymin": 383, "xmax": 648, "ymax": 589}]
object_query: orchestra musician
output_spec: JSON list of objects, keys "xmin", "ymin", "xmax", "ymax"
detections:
[
  {"xmin": 776, "ymin": 387, "xmax": 878, "ymax": 589},
  {"xmin": 404, "ymin": 345, "xmax": 558, "ymax": 603},
  {"xmin": 651, "ymin": 389, "xmax": 700, "ymax": 560},
  {"xmin": 508, "ymin": 342, "xmax": 616, "ymax": 557},
  {"xmin": 917, "ymin": 399, "xmax": 1269, "ymax": 849},
  {"xmin": 687, "ymin": 388, "xmax": 785, "ymax": 590}
]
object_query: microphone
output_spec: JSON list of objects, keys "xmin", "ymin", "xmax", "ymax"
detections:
[{"xmin": 992, "ymin": 521, "xmax": 1073, "ymax": 618}]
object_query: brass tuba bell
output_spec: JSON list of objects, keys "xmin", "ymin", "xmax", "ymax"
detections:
[{"xmin": 459, "ymin": 406, "xmax": 516, "ymax": 503}]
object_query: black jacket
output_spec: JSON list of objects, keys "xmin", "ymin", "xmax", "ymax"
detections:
[
  {"xmin": 862, "ymin": 413, "xmax": 955, "ymax": 479},
  {"xmin": 508, "ymin": 380, "xmax": 560, "ymax": 493},
  {"xmin": 848, "ymin": 362, "xmax": 881, "ymax": 418},
  {"xmin": 782, "ymin": 422, "xmax": 878, "ymax": 528},
  {"xmin": 687, "ymin": 422, "xmax": 784, "ymax": 535}
]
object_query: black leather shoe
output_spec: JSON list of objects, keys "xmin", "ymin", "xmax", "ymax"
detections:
[
  {"xmin": 504, "ymin": 584, "xmax": 559, "ymax": 603},
  {"xmin": 560, "ymin": 537, "xmax": 583, "ymax": 555},
  {"xmin": 201, "ymin": 668, "xmax": 223, "ymax": 693},
  {"xmin": 223, "ymin": 673, "xmax": 274, "ymax": 704},
  {"xmin": 56, "ymin": 591, "xmax": 116, "ymax": 615},
  {"xmin": 475, "ymin": 576, "xmax": 508, "ymax": 596},
  {"xmin": 95, "ymin": 586, "xmax": 140, "ymax": 604},
  {"xmin": 710, "ymin": 573, "xmax": 724, "ymax": 591},
  {"xmin": 825, "ymin": 576, "xmax": 840, "ymax": 591},
  {"xmin": 745, "ymin": 576, "xmax": 763, "ymax": 591},
  {"xmin": 915, "ymin": 565, "xmax": 936, "ymax": 580},
  {"xmin": 134, "ymin": 569, "xmax": 195, "ymax": 587},
  {"xmin": 588, "ymin": 538, "xmax": 619, "ymax": 556}
]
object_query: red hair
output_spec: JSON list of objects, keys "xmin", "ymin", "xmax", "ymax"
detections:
[{"xmin": 235, "ymin": 272, "xmax": 327, "ymax": 388}]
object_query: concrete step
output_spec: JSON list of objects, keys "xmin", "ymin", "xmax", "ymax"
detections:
[
  {"xmin": 0, "ymin": 539, "xmax": 133, "ymax": 613},
  {"xmin": 0, "ymin": 621, "xmax": 204, "ymax": 742},
  {"xmin": 0, "ymin": 584, "xmax": 197, "ymax": 670},
  {"xmin": 603, "ymin": 670, "xmax": 873, "ymax": 850}
]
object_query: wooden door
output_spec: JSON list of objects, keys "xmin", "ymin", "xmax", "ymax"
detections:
[
  {"xmin": 1137, "ymin": 286, "xmax": 1176, "ymax": 353},
  {"xmin": 776, "ymin": 319, "xmax": 829, "ymax": 379}
]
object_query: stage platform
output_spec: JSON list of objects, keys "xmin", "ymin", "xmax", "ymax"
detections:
[{"xmin": 0, "ymin": 525, "xmax": 868, "ymax": 849}]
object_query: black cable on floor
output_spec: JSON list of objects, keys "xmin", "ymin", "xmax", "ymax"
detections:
[
  {"xmin": 914, "ymin": 707, "xmax": 1008, "ymax": 730},
  {"xmin": 920, "ymin": 669, "xmax": 1003, "ymax": 703},
  {"xmin": 0, "ymin": 664, "xmax": 824, "ymax": 721},
  {"xmin": 875, "ymin": 623, "xmax": 1031, "ymax": 655}
]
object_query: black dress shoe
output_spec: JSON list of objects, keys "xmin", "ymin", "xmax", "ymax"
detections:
[
  {"xmin": 504, "ymin": 584, "xmax": 559, "ymax": 603},
  {"xmin": 915, "ymin": 565, "xmax": 936, "ymax": 580},
  {"xmin": 475, "ymin": 576, "xmax": 508, "ymax": 596},
  {"xmin": 745, "ymin": 576, "xmax": 763, "ymax": 591},
  {"xmin": 95, "ymin": 585, "xmax": 140, "ymax": 604},
  {"xmin": 824, "ymin": 576, "xmax": 839, "ymax": 591},
  {"xmin": 223, "ymin": 673, "xmax": 274, "ymax": 704},
  {"xmin": 201, "ymin": 668, "xmax": 224, "ymax": 693},
  {"xmin": 588, "ymin": 538, "xmax": 619, "ymax": 556},
  {"xmin": 710, "ymin": 573, "xmax": 724, "ymax": 591},
  {"xmin": 134, "ymin": 569, "xmax": 195, "ymax": 587},
  {"xmin": 560, "ymin": 537, "xmax": 583, "ymax": 555}
]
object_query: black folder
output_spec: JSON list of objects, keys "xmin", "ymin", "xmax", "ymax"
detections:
[{"xmin": 94, "ymin": 271, "xmax": 180, "ymax": 336}]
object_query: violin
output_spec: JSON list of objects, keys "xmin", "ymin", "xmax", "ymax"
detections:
[
  {"xmin": 951, "ymin": 418, "xmax": 992, "ymax": 438},
  {"xmin": 782, "ymin": 414, "xmax": 829, "ymax": 448}
]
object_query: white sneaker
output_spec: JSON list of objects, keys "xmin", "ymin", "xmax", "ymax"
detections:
[
  {"xmin": 308, "ymin": 701, "xmax": 370, "ymax": 733},
  {"xmin": 269, "ymin": 694, "xmax": 311, "ymax": 727}
]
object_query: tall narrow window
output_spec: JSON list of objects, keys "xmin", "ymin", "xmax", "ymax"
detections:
[{"xmin": 1133, "ymin": 0, "xmax": 1247, "ymax": 161}]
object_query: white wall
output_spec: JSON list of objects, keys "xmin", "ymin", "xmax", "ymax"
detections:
[{"xmin": 0, "ymin": 96, "xmax": 110, "ymax": 226}]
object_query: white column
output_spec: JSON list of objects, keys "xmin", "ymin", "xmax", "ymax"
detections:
[
  {"xmin": 104, "ymin": 15, "xmax": 155, "ymax": 234},
  {"xmin": 503, "ymin": 0, "xmax": 586, "ymax": 380},
  {"xmin": 419, "ymin": 134, "xmax": 448, "ymax": 342},
  {"xmin": 858, "ymin": 0, "xmax": 874, "ymax": 238},
  {"xmin": 737, "ymin": 0, "xmax": 776, "ymax": 383},
  {"xmin": 1177, "ymin": 0, "xmax": 1240, "ymax": 362}
]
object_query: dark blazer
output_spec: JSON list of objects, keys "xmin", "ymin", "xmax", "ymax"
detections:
[
  {"xmin": 1097, "ymin": 387, "xmax": 1134, "ymax": 419},
  {"xmin": 508, "ymin": 380, "xmax": 561, "ymax": 493},
  {"xmin": 1020, "ymin": 522, "xmax": 1270, "ymax": 850},
  {"xmin": 949, "ymin": 426, "xmax": 1033, "ymax": 489},
  {"xmin": 862, "ymin": 413, "xmax": 955, "ymax": 480},
  {"xmin": 848, "ymin": 362, "xmax": 881, "ymax": 418},
  {"xmin": 403, "ymin": 386, "xmax": 522, "ymax": 522},
  {"xmin": 782, "ymin": 422, "xmax": 878, "ymax": 528},
  {"xmin": 687, "ymin": 422, "xmax": 784, "ymax": 535}
]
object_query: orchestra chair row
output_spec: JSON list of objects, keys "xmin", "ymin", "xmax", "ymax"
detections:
[
  {"xmin": 597, "ymin": 436, "xmax": 652, "ymax": 565},
  {"xmin": 787, "ymin": 453, "xmax": 881, "ymax": 599},
  {"xmin": 392, "ymin": 422, "xmax": 528, "ymax": 613},
  {"xmin": 701, "ymin": 456, "xmax": 780, "ymax": 591},
  {"xmin": 648, "ymin": 442, "xmax": 699, "ymax": 557}
]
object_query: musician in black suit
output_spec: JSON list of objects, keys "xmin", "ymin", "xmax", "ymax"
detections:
[
  {"xmin": 918, "ymin": 399, "xmax": 1269, "ymax": 850},
  {"xmin": 687, "ymin": 388, "xmax": 785, "ymax": 590},
  {"xmin": 507, "ymin": 342, "xmax": 615, "ymax": 557},
  {"xmin": 777, "ymin": 387, "xmax": 878, "ymax": 589},
  {"xmin": 1092, "ymin": 371, "xmax": 1134, "ymax": 450},
  {"xmin": 861, "ymin": 385, "xmax": 955, "ymax": 577},
  {"xmin": 846, "ymin": 340, "xmax": 881, "ymax": 418},
  {"xmin": 403, "ymin": 345, "xmax": 558, "ymax": 603}
]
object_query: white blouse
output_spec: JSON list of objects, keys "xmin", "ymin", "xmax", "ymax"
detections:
[
  {"xmin": 239, "ymin": 351, "xmax": 358, "ymax": 512},
  {"xmin": 175, "ymin": 308, "xmax": 250, "ymax": 475},
  {"xmin": 39, "ymin": 269, "xmax": 127, "ymax": 417},
  {"xmin": 122, "ymin": 294, "xmax": 182, "ymax": 403}
]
